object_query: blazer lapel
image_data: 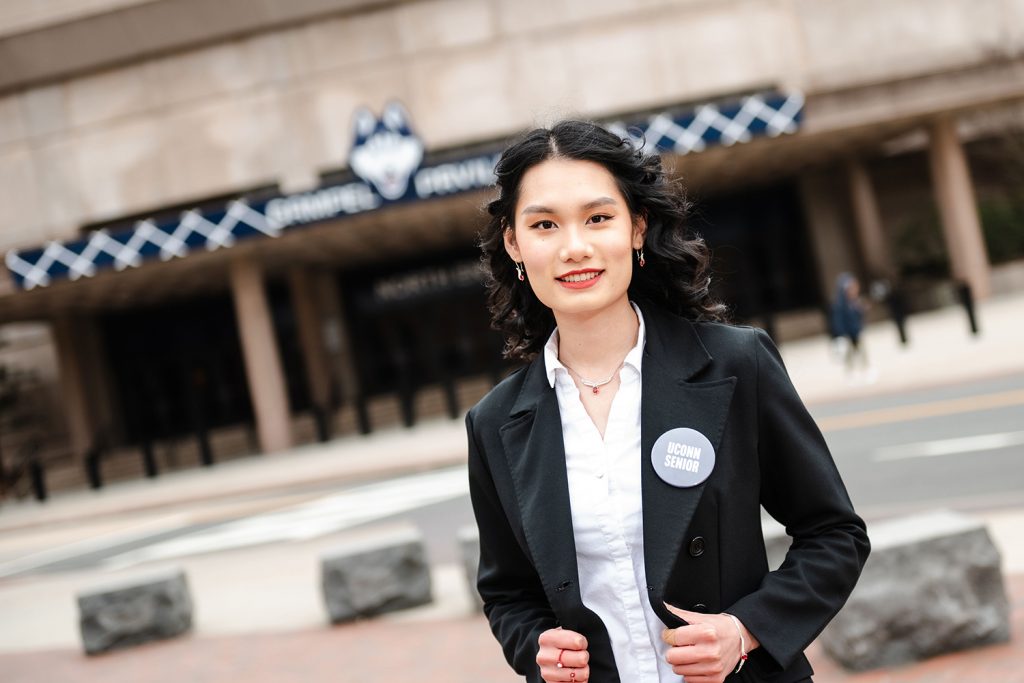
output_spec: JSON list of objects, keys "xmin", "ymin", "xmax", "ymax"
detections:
[
  {"xmin": 498, "ymin": 357, "xmax": 583, "ymax": 617},
  {"xmin": 639, "ymin": 304, "xmax": 737, "ymax": 627}
]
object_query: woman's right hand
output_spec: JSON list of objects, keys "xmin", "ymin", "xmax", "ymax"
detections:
[{"xmin": 537, "ymin": 627, "xmax": 590, "ymax": 682}]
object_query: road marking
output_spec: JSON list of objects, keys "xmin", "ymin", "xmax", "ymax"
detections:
[
  {"xmin": 873, "ymin": 430, "xmax": 1024, "ymax": 462},
  {"xmin": 98, "ymin": 465, "xmax": 470, "ymax": 571},
  {"xmin": 816, "ymin": 388, "xmax": 1024, "ymax": 432},
  {"xmin": 0, "ymin": 515, "xmax": 191, "ymax": 579}
]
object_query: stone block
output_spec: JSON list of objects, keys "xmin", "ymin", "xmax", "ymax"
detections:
[
  {"xmin": 458, "ymin": 525, "xmax": 483, "ymax": 611},
  {"xmin": 320, "ymin": 526, "xmax": 432, "ymax": 623},
  {"xmin": 77, "ymin": 568, "xmax": 193, "ymax": 655},
  {"xmin": 821, "ymin": 510, "xmax": 1010, "ymax": 671}
]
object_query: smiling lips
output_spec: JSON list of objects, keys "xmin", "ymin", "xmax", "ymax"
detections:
[{"xmin": 556, "ymin": 269, "xmax": 603, "ymax": 289}]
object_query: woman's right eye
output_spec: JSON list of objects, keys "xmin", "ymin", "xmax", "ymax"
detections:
[{"xmin": 530, "ymin": 220, "xmax": 556, "ymax": 230}]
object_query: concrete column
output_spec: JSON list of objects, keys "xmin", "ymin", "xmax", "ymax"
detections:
[
  {"xmin": 229, "ymin": 258, "xmax": 293, "ymax": 453},
  {"xmin": 846, "ymin": 159, "xmax": 895, "ymax": 281},
  {"xmin": 928, "ymin": 117, "xmax": 992, "ymax": 299},
  {"xmin": 51, "ymin": 317, "xmax": 94, "ymax": 459},
  {"xmin": 288, "ymin": 268, "xmax": 332, "ymax": 413},
  {"xmin": 798, "ymin": 169, "xmax": 861, "ymax": 302}
]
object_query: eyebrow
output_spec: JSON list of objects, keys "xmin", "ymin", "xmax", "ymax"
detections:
[{"xmin": 520, "ymin": 196, "xmax": 619, "ymax": 215}]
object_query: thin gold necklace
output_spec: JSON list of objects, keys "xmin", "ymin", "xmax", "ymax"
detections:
[{"xmin": 560, "ymin": 360, "xmax": 624, "ymax": 395}]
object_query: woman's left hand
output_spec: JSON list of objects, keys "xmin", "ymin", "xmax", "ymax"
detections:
[{"xmin": 661, "ymin": 603, "xmax": 760, "ymax": 683}]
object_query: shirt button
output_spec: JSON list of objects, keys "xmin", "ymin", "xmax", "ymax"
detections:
[
  {"xmin": 688, "ymin": 536, "xmax": 706, "ymax": 557},
  {"xmin": 595, "ymin": 469, "xmax": 605, "ymax": 478}
]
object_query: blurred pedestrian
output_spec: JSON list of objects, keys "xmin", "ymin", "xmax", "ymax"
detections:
[
  {"xmin": 467, "ymin": 120, "xmax": 869, "ymax": 683},
  {"xmin": 832, "ymin": 272, "xmax": 875, "ymax": 383}
]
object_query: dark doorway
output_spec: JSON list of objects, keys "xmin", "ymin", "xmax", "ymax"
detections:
[
  {"xmin": 341, "ymin": 251, "xmax": 508, "ymax": 428},
  {"xmin": 694, "ymin": 182, "xmax": 819, "ymax": 321},
  {"xmin": 102, "ymin": 296, "xmax": 253, "ymax": 450},
  {"xmin": 100, "ymin": 290, "xmax": 309, "ymax": 455}
]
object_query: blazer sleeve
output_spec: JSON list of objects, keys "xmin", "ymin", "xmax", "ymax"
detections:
[
  {"xmin": 723, "ymin": 328, "xmax": 870, "ymax": 672},
  {"xmin": 466, "ymin": 410, "xmax": 558, "ymax": 678}
]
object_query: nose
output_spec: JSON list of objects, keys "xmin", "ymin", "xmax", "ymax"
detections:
[{"xmin": 559, "ymin": 224, "xmax": 593, "ymax": 262}]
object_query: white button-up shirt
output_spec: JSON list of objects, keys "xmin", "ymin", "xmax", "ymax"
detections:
[{"xmin": 544, "ymin": 304, "xmax": 677, "ymax": 682}]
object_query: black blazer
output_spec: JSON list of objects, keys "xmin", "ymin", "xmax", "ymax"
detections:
[{"xmin": 466, "ymin": 302, "xmax": 870, "ymax": 682}]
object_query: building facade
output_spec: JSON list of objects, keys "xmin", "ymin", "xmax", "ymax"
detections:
[{"xmin": 1, "ymin": 0, "xmax": 1023, "ymax": 489}]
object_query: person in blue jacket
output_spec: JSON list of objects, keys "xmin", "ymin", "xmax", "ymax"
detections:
[{"xmin": 832, "ymin": 273, "xmax": 872, "ymax": 380}]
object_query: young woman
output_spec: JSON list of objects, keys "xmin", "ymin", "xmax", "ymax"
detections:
[{"xmin": 466, "ymin": 120, "xmax": 869, "ymax": 683}]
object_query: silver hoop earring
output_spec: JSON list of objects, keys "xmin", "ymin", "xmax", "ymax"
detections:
[
  {"xmin": 515, "ymin": 262, "xmax": 525, "ymax": 281},
  {"xmin": 636, "ymin": 249, "xmax": 646, "ymax": 268}
]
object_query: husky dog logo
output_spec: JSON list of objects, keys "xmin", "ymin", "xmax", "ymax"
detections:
[{"xmin": 349, "ymin": 101, "xmax": 424, "ymax": 201}]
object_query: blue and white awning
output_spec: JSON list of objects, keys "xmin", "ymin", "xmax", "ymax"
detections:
[
  {"xmin": 610, "ymin": 91, "xmax": 804, "ymax": 155},
  {"xmin": 5, "ymin": 91, "xmax": 803, "ymax": 291}
]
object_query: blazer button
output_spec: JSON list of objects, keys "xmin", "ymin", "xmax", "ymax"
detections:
[
  {"xmin": 688, "ymin": 536, "xmax": 706, "ymax": 557},
  {"xmin": 692, "ymin": 603, "xmax": 708, "ymax": 613}
]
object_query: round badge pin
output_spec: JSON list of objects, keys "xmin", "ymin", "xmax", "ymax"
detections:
[{"xmin": 651, "ymin": 427, "xmax": 716, "ymax": 488}]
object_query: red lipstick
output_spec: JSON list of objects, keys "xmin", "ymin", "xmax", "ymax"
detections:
[{"xmin": 556, "ymin": 268, "xmax": 603, "ymax": 289}]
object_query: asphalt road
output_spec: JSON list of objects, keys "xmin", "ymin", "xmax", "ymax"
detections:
[
  {"xmin": 813, "ymin": 371, "xmax": 1024, "ymax": 518},
  {"xmin": 3, "ymin": 371, "xmax": 1022, "ymax": 578}
]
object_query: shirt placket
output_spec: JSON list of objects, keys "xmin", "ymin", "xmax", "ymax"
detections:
[{"xmin": 606, "ymin": 368, "xmax": 661, "ymax": 681}]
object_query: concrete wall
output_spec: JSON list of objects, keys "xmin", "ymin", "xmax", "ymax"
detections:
[{"xmin": 2, "ymin": 0, "xmax": 1024, "ymax": 254}]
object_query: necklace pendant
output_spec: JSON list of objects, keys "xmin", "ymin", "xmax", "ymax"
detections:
[{"xmin": 592, "ymin": 386, "xmax": 599, "ymax": 395}]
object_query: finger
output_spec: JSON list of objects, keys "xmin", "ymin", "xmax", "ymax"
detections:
[
  {"xmin": 662, "ymin": 623, "xmax": 718, "ymax": 647},
  {"xmin": 536, "ymin": 645, "xmax": 590, "ymax": 669},
  {"xmin": 559, "ymin": 649, "xmax": 589, "ymax": 669},
  {"xmin": 666, "ymin": 646, "xmax": 723, "ymax": 670},
  {"xmin": 537, "ymin": 642, "xmax": 593, "ymax": 672},
  {"xmin": 539, "ymin": 628, "xmax": 588, "ymax": 650},
  {"xmin": 539, "ymin": 665, "xmax": 591, "ymax": 682}
]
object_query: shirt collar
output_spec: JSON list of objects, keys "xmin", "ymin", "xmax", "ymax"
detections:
[{"xmin": 543, "ymin": 302, "xmax": 646, "ymax": 389}]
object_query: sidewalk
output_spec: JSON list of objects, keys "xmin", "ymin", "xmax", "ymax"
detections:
[
  {"xmin": 782, "ymin": 289, "xmax": 1024, "ymax": 405},
  {"xmin": 0, "ymin": 291, "xmax": 1022, "ymax": 681}
]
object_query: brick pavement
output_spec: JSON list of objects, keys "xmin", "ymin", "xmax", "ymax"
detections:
[{"xmin": 3, "ymin": 574, "xmax": 1019, "ymax": 683}]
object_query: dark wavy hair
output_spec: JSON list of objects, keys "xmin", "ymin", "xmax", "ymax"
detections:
[{"xmin": 479, "ymin": 119, "xmax": 727, "ymax": 360}]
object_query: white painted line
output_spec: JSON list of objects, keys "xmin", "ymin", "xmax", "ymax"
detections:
[
  {"xmin": 0, "ymin": 514, "xmax": 189, "ymax": 579},
  {"xmin": 100, "ymin": 465, "xmax": 469, "ymax": 571},
  {"xmin": 873, "ymin": 430, "xmax": 1024, "ymax": 462}
]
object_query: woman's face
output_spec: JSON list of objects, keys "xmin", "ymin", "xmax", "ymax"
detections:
[{"xmin": 504, "ymin": 158, "xmax": 645, "ymax": 320}]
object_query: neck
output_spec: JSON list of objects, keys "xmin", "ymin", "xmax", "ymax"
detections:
[{"xmin": 555, "ymin": 298, "xmax": 639, "ymax": 375}]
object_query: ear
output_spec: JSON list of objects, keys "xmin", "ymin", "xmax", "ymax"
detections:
[
  {"xmin": 502, "ymin": 221, "xmax": 522, "ymax": 262},
  {"xmin": 382, "ymin": 100, "xmax": 412, "ymax": 134},
  {"xmin": 632, "ymin": 212, "xmax": 648, "ymax": 250},
  {"xmin": 352, "ymin": 107, "xmax": 377, "ymax": 143}
]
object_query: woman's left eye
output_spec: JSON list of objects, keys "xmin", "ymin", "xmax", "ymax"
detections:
[{"xmin": 588, "ymin": 214, "xmax": 612, "ymax": 224}]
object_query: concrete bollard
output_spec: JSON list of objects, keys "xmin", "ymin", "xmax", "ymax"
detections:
[
  {"xmin": 821, "ymin": 509, "xmax": 1010, "ymax": 670},
  {"xmin": 457, "ymin": 525, "xmax": 483, "ymax": 611},
  {"xmin": 77, "ymin": 567, "xmax": 193, "ymax": 655},
  {"xmin": 320, "ymin": 526, "xmax": 432, "ymax": 623}
]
